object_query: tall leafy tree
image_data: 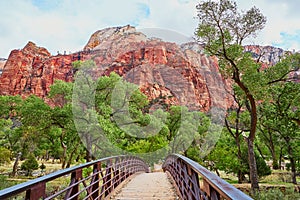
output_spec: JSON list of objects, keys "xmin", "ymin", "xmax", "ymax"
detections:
[
  {"xmin": 259, "ymin": 79, "xmax": 300, "ymax": 184},
  {"xmin": 49, "ymin": 80, "xmax": 83, "ymax": 167},
  {"xmin": 195, "ymin": 0, "xmax": 266, "ymax": 192},
  {"xmin": 224, "ymin": 88, "xmax": 251, "ymax": 183}
]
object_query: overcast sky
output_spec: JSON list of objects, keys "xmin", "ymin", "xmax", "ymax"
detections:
[{"xmin": 0, "ymin": 0, "xmax": 300, "ymax": 58}]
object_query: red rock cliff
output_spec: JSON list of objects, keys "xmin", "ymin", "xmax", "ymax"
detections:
[{"xmin": 0, "ymin": 26, "xmax": 233, "ymax": 111}]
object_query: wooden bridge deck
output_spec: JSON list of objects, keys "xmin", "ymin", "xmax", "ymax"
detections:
[{"xmin": 110, "ymin": 172, "xmax": 179, "ymax": 200}]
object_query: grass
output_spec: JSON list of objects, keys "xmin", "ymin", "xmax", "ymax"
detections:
[
  {"xmin": 0, "ymin": 160, "xmax": 66, "ymax": 189},
  {"xmin": 218, "ymin": 170, "xmax": 300, "ymax": 199}
]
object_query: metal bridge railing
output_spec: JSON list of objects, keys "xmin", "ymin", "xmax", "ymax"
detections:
[
  {"xmin": 163, "ymin": 154, "xmax": 253, "ymax": 200},
  {"xmin": 0, "ymin": 155, "xmax": 149, "ymax": 200}
]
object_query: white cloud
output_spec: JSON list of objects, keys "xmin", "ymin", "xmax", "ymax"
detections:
[
  {"xmin": 238, "ymin": 0, "xmax": 300, "ymax": 50},
  {"xmin": 0, "ymin": 0, "xmax": 299, "ymax": 58}
]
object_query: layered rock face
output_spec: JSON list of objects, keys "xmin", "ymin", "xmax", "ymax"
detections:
[
  {"xmin": 244, "ymin": 45, "xmax": 299, "ymax": 81},
  {"xmin": 0, "ymin": 25, "xmax": 233, "ymax": 111},
  {"xmin": 1, "ymin": 25, "xmax": 294, "ymax": 111},
  {"xmin": 78, "ymin": 25, "xmax": 232, "ymax": 111},
  {"xmin": 244, "ymin": 45, "xmax": 286, "ymax": 66},
  {"xmin": 0, "ymin": 42, "xmax": 74, "ymax": 98}
]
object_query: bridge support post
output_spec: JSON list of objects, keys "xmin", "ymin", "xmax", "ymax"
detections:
[
  {"xmin": 202, "ymin": 179, "xmax": 220, "ymax": 200},
  {"xmin": 113, "ymin": 157, "xmax": 120, "ymax": 189},
  {"xmin": 68, "ymin": 169, "xmax": 82, "ymax": 200},
  {"xmin": 91, "ymin": 162, "xmax": 101, "ymax": 199},
  {"xmin": 104, "ymin": 159, "xmax": 113, "ymax": 197},
  {"xmin": 25, "ymin": 182, "xmax": 46, "ymax": 200}
]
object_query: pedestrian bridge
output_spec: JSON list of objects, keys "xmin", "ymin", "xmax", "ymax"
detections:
[{"xmin": 0, "ymin": 154, "xmax": 252, "ymax": 200}]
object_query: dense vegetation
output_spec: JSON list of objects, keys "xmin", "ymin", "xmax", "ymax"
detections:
[
  {"xmin": 195, "ymin": 0, "xmax": 300, "ymax": 195},
  {"xmin": 0, "ymin": 63, "xmax": 212, "ymax": 169}
]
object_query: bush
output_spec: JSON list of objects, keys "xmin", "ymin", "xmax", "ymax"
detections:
[
  {"xmin": 21, "ymin": 154, "xmax": 39, "ymax": 176},
  {"xmin": 0, "ymin": 175, "xmax": 22, "ymax": 190},
  {"xmin": 0, "ymin": 147, "xmax": 11, "ymax": 165},
  {"xmin": 254, "ymin": 188, "xmax": 284, "ymax": 200},
  {"xmin": 40, "ymin": 163, "xmax": 46, "ymax": 171},
  {"xmin": 253, "ymin": 188, "xmax": 300, "ymax": 200}
]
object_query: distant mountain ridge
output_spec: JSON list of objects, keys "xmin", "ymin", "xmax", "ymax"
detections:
[{"xmin": 0, "ymin": 25, "xmax": 296, "ymax": 110}]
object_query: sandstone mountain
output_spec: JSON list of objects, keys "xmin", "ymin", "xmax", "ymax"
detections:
[{"xmin": 0, "ymin": 25, "xmax": 291, "ymax": 111}]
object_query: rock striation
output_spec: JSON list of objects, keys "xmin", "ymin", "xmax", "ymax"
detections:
[
  {"xmin": 0, "ymin": 41, "xmax": 74, "ymax": 99},
  {"xmin": 1, "ymin": 25, "xmax": 296, "ymax": 111}
]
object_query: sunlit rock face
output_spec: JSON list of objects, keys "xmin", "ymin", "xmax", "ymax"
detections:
[
  {"xmin": 244, "ymin": 45, "xmax": 286, "ymax": 66},
  {"xmin": 3, "ymin": 25, "xmax": 295, "ymax": 111},
  {"xmin": 244, "ymin": 45, "xmax": 299, "ymax": 82},
  {"xmin": 0, "ymin": 41, "xmax": 74, "ymax": 99}
]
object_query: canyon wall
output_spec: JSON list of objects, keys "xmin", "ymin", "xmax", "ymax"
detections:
[{"xmin": 0, "ymin": 25, "xmax": 295, "ymax": 111}]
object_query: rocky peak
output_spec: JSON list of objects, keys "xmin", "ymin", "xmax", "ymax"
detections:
[
  {"xmin": 3, "ymin": 25, "xmax": 293, "ymax": 111},
  {"xmin": 84, "ymin": 25, "xmax": 148, "ymax": 51},
  {"xmin": 22, "ymin": 41, "xmax": 51, "ymax": 57},
  {"xmin": 0, "ymin": 42, "xmax": 74, "ymax": 98}
]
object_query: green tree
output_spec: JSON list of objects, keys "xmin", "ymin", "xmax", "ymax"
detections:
[
  {"xmin": 259, "ymin": 79, "xmax": 300, "ymax": 184},
  {"xmin": 208, "ymin": 129, "xmax": 271, "ymax": 182},
  {"xmin": 224, "ymin": 88, "xmax": 251, "ymax": 183},
  {"xmin": 0, "ymin": 147, "xmax": 11, "ymax": 165},
  {"xmin": 49, "ymin": 80, "xmax": 83, "ymax": 168},
  {"xmin": 195, "ymin": 0, "xmax": 266, "ymax": 192},
  {"xmin": 21, "ymin": 154, "xmax": 39, "ymax": 176}
]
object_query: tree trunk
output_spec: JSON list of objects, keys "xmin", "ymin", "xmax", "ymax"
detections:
[
  {"xmin": 279, "ymin": 147, "xmax": 283, "ymax": 170},
  {"xmin": 234, "ymin": 74, "xmax": 259, "ymax": 193},
  {"xmin": 267, "ymin": 131, "xmax": 279, "ymax": 169},
  {"xmin": 86, "ymin": 149, "xmax": 92, "ymax": 163},
  {"xmin": 85, "ymin": 134, "xmax": 92, "ymax": 163},
  {"xmin": 255, "ymin": 143, "xmax": 266, "ymax": 160},
  {"xmin": 247, "ymin": 138, "xmax": 259, "ymax": 194},
  {"xmin": 66, "ymin": 148, "xmax": 76, "ymax": 168},
  {"xmin": 235, "ymin": 135, "xmax": 244, "ymax": 183},
  {"xmin": 10, "ymin": 152, "xmax": 21, "ymax": 177},
  {"xmin": 271, "ymin": 150, "xmax": 279, "ymax": 170},
  {"xmin": 287, "ymin": 144, "xmax": 297, "ymax": 184},
  {"xmin": 61, "ymin": 143, "xmax": 67, "ymax": 169}
]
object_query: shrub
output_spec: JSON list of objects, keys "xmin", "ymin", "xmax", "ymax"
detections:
[
  {"xmin": 40, "ymin": 163, "xmax": 46, "ymax": 171},
  {"xmin": 0, "ymin": 147, "xmax": 11, "ymax": 165},
  {"xmin": 21, "ymin": 154, "xmax": 39, "ymax": 176},
  {"xmin": 254, "ymin": 188, "xmax": 284, "ymax": 200}
]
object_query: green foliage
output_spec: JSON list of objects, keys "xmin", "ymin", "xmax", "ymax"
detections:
[
  {"xmin": 0, "ymin": 147, "xmax": 11, "ymax": 165},
  {"xmin": 208, "ymin": 129, "xmax": 271, "ymax": 179},
  {"xmin": 253, "ymin": 188, "xmax": 300, "ymax": 200},
  {"xmin": 40, "ymin": 163, "xmax": 46, "ymax": 170},
  {"xmin": 207, "ymin": 129, "xmax": 246, "ymax": 174},
  {"xmin": 82, "ymin": 166, "xmax": 93, "ymax": 177},
  {"xmin": 49, "ymin": 80, "xmax": 73, "ymax": 106},
  {"xmin": 253, "ymin": 188, "xmax": 284, "ymax": 200},
  {"xmin": 21, "ymin": 154, "xmax": 39, "ymax": 176},
  {"xmin": 196, "ymin": 0, "xmax": 266, "ymax": 47},
  {"xmin": 72, "ymin": 60, "xmax": 82, "ymax": 69},
  {"xmin": 0, "ymin": 175, "xmax": 23, "ymax": 190},
  {"xmin": 251, "ymin": 152, "xmax": 271, "ymax": 178}
]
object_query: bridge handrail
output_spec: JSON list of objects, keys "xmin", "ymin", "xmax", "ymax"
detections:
[
  {"xmin": 0, "ymin": 155, "xmax": 149, "ymax": 200},
  {"xmin": 163, "ymin": 154, "xmax": 253, "ymax": 200}
]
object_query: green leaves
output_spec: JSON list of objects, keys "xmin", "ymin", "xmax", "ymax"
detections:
[{"xmin": 196, "ymin": 0, "xmax": 266, "ymax": 46}]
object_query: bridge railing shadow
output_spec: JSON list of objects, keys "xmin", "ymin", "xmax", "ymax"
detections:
[
  {"xmin": 0, "ymin": 155, "xmax": 149, "ymax": 200},
  {"xmin": 163, "ymin": 154, "xmax": 253, "ymax": 200}
]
